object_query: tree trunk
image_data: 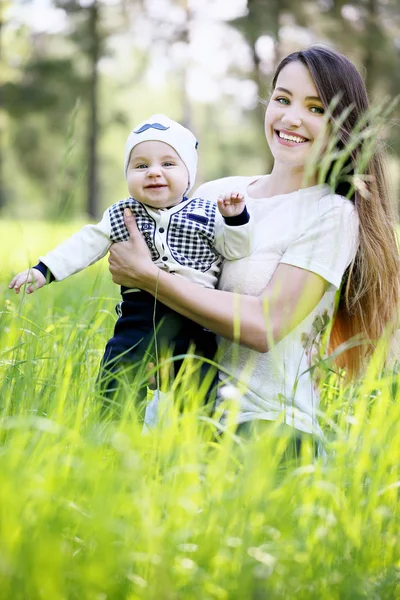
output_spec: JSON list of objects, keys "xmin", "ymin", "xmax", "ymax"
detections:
[
  {"xmin": 87, "ymin": 0, "xmax": 100, "ymax": 219},
  {"xmin": 364, "ymin": 0, "xmax": 379, "ymax": 96},
  {"xmin": 180, "ymin": 0, "xmax": 192, "ymax": 132}
]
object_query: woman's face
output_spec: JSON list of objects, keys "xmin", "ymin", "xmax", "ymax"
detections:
[{"xmin": 265, "ymin": 61, "xmax": 328, "ymax": 170}]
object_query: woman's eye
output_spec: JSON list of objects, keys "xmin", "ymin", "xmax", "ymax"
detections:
[
  {"xmin": 275, "ymin": 97, "xmax": 290, "ymax": 105},
  {"xmin": 310, "ymin": 106, "xmax": 325, "ymax": 115}
]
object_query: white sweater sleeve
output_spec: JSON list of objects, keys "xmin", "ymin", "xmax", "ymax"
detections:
[
  {"xmin": 39, "ymin": 210, "xmax": 112, "ymax": 281},
  {"xmin": 213, "ymin": 211, "xmax": 253, "ymax": 260}
]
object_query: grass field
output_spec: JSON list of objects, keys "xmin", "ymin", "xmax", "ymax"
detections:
[{"xmin": 1, "ymin": 220, "xmax": 400, "ymax": 599}]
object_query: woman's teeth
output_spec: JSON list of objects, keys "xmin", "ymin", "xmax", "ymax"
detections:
[{"xmin": 277, "ymin": 131, "xmax": 308, "ymax": 143}]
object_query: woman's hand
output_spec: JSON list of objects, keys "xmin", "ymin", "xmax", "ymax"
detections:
[{"xmin": 108, "ymin": 208, "xmax": 159, "ymax": 289}]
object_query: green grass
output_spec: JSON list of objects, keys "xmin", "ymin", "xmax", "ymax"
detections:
[{"xmin": 1, "ymin": 220, "xmax": 400, "ymax": 599}]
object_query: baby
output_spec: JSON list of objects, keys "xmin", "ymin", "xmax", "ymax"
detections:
[{"xmin": 9, "ymin": 114, "xmax": 252, "ymax": 417}]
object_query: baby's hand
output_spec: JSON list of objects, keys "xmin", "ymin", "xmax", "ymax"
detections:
[
  {"xmin": 9, "ymin": 268, "xmax": 46, "ymax": 295},
  {"xmin": 217, "ymin": 192, "xmax": 246, "ymax": 218}
]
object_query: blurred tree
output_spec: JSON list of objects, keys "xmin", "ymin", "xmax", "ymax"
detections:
[
  {"xmin": 79, "ymin": 0, "xmax": 101, "ymax": 219},
  {"xmin": 1, "ymin": 19, "xmax": 85, "ymax": 217},
  {"xmin": 52, "ymin": 0, "xmax": 107, "ymax": 218},
  {"xmin": 2, "ymin": 11, "xmax": 90, "ymax": 216},
  {"xmin": 177, "ymin": 0, "xmax": 192, "ymax": 130},
  {"xmin": 2, "ymin": 0, "xmax": 399, "ymax": 218},
  {"xmin": 227, "ymin": 0, "xmax": 311, "ymax": 170},
  {"xmin": 133, "ymin": 0, "xmax": 194, "ymax": 130},
  {"xmin": 316, "ymin": 0, "xmax": 400, "ymax": 153},
  {"xmin": 2, "ymin": 0, "xmax": 147, "ymax": 218}
]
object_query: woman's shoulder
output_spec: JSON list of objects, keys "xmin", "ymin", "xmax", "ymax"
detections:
[
  {"xmin": 317, "ymin": 188, "xmax": 356, "ymax": 211},
  {"xmin": 313, "ymin": 190, "xmax": 359, "ymax": 240},
  {"xmin": 307, "ymin": 188, "xmax": 358, "ymax": 224},
  {"xmin": 192, "ymin": 176, "xmax": 260, "ymax": 201}
]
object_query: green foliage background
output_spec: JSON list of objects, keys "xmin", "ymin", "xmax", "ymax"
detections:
[
  {"xmin": 1, "ymin": 221, "xmax": 400, "ymax": 598},
  {"xmin": 2, "ymin": 0, "xmax": 400, "ymax": 220}
]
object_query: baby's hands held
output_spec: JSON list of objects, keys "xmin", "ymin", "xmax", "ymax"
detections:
[
  {"xmin": 217, "ymin": 192, "xmax": 246, "ymax": 218},
  {"xmin": 9, "ymin": 268, "xmax": 46, "ymax": 295}
]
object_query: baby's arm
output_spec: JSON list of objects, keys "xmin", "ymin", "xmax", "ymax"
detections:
[
  {"xmin": 217, "ymin": 192, "xmax": 246, "ymax": 218},
  {"xmin": 38, "ymin": 222, "xmax": 111, "ymax": 281},
  {"xmin": 9, "ymin": 268, "xmax": 46, "ymax": 295},
  {"xmin": 8, "ymin": 209, "xmax": 113, "ymax": 294}
]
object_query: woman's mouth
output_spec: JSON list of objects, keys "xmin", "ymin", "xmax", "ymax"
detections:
[{"xmin": 275, "ymin": 130, "xmax": 310, "ymax": 144}]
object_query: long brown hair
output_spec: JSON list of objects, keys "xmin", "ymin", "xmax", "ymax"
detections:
[{"xmin": 272, "ymin": 46, "xmax": 400, "ymax": 378}]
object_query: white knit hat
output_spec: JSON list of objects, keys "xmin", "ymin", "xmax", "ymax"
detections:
[{"xmin": 124, "ymin": 114, "xmax": 198, "ymax": 193}]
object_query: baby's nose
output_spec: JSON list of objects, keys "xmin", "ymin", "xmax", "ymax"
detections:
[{"xmin": 147, "ymin": 165, "xmax": 162, "ymax": 176}]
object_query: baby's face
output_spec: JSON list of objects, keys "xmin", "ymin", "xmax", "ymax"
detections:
[{"xmin": 126, "ymin": 141, "xmax": 189, "ymax": 209}]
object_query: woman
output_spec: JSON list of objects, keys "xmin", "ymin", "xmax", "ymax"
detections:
[{"xmin": 107, "ymin": 46, "xmax": 400, "ymax": 440}]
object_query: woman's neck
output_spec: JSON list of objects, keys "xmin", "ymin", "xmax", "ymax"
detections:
[{"xmin": 248, "ymin": 163, "xmax": 318, "ymax": 199}]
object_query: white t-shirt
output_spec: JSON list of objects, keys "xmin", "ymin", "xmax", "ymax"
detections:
[{"xmin": 193, "ymin": 176, "xmax": 359, "ymax": 434}]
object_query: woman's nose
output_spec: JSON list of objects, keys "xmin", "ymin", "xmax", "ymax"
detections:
[{"xmin": 281, "ymin": 107, "xmax": 302, "ymax": 128}]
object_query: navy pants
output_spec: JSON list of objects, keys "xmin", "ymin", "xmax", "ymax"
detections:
[{"xmin": 98, "ymin": 291, "xmax": 218, "ymax": 418}]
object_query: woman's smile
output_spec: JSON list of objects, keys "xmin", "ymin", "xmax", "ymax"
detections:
[{"xmin": 274, "ymin": 129, "xmax": 310, "ymax": 145}]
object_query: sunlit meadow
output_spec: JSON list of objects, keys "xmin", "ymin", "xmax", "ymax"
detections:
[{"xmin": 1, "ymin": 219, "xmax": 400, "ymax": 600}]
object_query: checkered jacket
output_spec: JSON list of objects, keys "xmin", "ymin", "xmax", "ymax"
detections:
[{"xmin": 39, "ymin": 196, "xmax": 252, "ymax": 290}]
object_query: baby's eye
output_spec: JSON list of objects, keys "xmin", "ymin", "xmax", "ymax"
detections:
[
  {"xmin": 310, "ymin": 106, "xmax": 325, "ymax": 115},
  {"xmin": 135, "ymin": 163, "xmax": 148, "ymax": 169},
  {"xmin": 163, "ymin": 161, "xmax": 175, "ymax": 167}
]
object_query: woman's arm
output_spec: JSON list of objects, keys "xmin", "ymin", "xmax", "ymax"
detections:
[{"xmin": 108, "ymin": 209, "xmax": 327, "ymax": 352}]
